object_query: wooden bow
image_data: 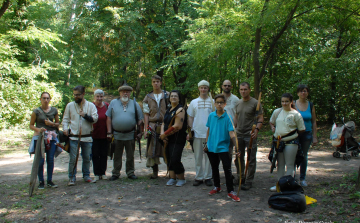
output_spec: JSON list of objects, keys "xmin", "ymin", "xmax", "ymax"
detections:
[{"xmin": 244, "ymin": 92, "xmax": 262, "ymax": 180}]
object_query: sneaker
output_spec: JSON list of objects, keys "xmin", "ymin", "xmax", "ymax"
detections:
[
  {"xmin": 209, "ymin": 187, "xmax": 221, "ymax": 195},
  {"xmin": 176, "ymin": 180, "xmax": 186, "ymax": 187},
  {"xmin": 204, "ymin": 179, "xmax": 213, "ymax": 186},
  {"xmin": 47, "ymin": 181, "xmax": 58, "ymax": 188},
  {"xmin": 300, "ymin": 180, "xmax": 308, "ymax": 187},
  {"xmin": 166, "ymin": 178, "xmax": 177, "ymax": 186},
  {"xmin": 95, "ymin": 176, "xmax": 100, "ymax": 181},
  {"xmin": 68, "ymin": 179, "xmax": 75, "ymax": 186},
  {"xmin": 109, "ymin": 175, "xmax": 119, "ymax": 181},
  {"xmin": 102, "ymin": 175, "xmax": 108, "ymax": 180},
  {"xmin": 193, "ymin": 180, "xmax": 203, "ymax": 186},
  {"xmin": 84, "ymin": 176, "xmax": 96, "ymax": 183},
  {"xmin": 270, "ymin": 185, "xmax": 277, "ymax": 192},
  {"xmin": 227, "ymin": 191, "xmax": 240, "ymax": 202},
  {"xmin": 38, "ymin": 181, "xmax": 45, "ymax": 189},
  {"xmin": 241, "ymin": 182, "xmax": 252, "ymax": 191}
]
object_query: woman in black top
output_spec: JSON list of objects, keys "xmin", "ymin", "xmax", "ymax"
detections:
[
  {"xmin": 29, "ymin": 92, "xmax": 60, "ymax": 189},
  {"xmin": 160, "ymin": 90, "xmax": 187, "ymax": 187}
]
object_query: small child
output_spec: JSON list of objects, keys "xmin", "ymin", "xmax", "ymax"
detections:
[{"xmin": 204, "ymin": 94, "xmax": 240, "ymax": 202}]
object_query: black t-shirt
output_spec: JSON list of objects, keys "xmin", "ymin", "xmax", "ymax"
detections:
[{"xmin": 163, "ymin": 104, "xmax": 187, "ymax": 146}]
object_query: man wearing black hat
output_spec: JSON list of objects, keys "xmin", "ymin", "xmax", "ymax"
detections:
[{"xmin": 106, "ymin": 83, "xmax": 144, "ymax": 181}]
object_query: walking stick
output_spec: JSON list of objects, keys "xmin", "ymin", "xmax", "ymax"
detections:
[
  {"xmin": 72, "ymin": 114, "xmax": 82, "ymax": 177},
  {"xmin": 29, "ymin": 132, "xmax": 45, "ymax": 197},
  {"xmin": 244, "ymin": 92, "xmax": 262, "ymax": 180}
]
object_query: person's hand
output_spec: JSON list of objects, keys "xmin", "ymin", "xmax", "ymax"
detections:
[
  {"xmin": 136, "ymin": 132, "xmax": 143, "ymax": 140},
  {"xmin": 203, "ymin": 142, "xmax": 208, "ymax": 152},
  {"xmin": 312, "ymin": 137, "xmax": 318, "ymax": 146},
  {"xmin": 107, "ymin": 133, "xmax": 113, "ymax": 142},
  {"xmin": 160, "ymin": 134, "xmax": 167, "ymax": 140},
  {"xmin": 143, "ymin": 133, "xmax": 147, "ymax": 140},
  {"xmin": 38, "ymin": 127, "xmax": 46, "ymax": 133},
  {"xmin": 63, "ymin": 129, "xmax": 69, "ymax": 136},
  {"xmin": 271, "ymin": 125, "xmax": 275, "ymax": 133},
  {"xmin": 186, "ymin": 134, "xmax": 190, "ymax": 141},
  {"xmin": 251, "ymin": 129, "xmax": 259, "ymax": 139},
  {"xmin": 44, "ymin": 119, "xmax": 53, "ymax": 127},
  {"xmin": 235, "ymin": 151, "xmax": 241, "ymax": 158},
  {"xmin": 79, "ymin": 110, "xmax": 85, "ymax": 117}
]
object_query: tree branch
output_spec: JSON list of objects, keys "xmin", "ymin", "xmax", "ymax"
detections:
[{"xmin": 0, "ymin": 0, "xmax": 10, "ymax": 20}]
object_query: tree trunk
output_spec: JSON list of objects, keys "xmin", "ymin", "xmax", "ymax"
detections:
[{"xmin": 0, "ymin": 0, "xmax": 10, "ymax": 20}]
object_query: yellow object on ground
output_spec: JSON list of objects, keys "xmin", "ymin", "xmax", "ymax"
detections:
[{"xmin": 305, "ymin": 195, "xmax": 317, "ymax": 205}]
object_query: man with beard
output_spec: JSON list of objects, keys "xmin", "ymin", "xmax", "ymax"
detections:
[
  {"xmin": 107, "ymin": 83, "xmax": 144, "ymax": 181},
  {"xmin": 143, "ymin": 75, "xmax": 169, "ymax": 179},
  {"xmin": 234, "ymin": 82, "xmax": 263, "ymax": 190},
  {"xmin": 63, "ymin": 85, "xmax": 99, "ymax": 186},
  {"xmin": 187, "ymin": 80, "xmax": 213, "ymax": 186},
  {"xmin": 222, "ymin": 80, "xmax": 240, "ymax": 159}
]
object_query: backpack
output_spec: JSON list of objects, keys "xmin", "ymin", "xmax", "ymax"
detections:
[
  {"xmin": 278, "ymin": 175, "xmax": 304, "ymax": 193},
  {"xmin": 268, "ymin": 191, "xmax": 307, "ymax": 213}
]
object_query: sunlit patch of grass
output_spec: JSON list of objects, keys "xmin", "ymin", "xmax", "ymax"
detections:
[{"xmin": 0, "ymin": 127, "xmax": 33, "ymax": 158}]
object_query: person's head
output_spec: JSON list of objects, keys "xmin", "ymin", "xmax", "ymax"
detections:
[
  {"xmin": 169, "ymin": 90, "xmax": 181, "ymax": 105},
  {"xmin": 222, "ymin": 80, "xmax": 232, "ymax": 94},
  {"xmin": 73, "ymin": 85, "xmax": 85, "ymax": 104},
  {"xmin": 297, "ymin": 84, "xmax": 310, "ymax": 99},
  {"xmin": 198, "ymin": 80, "xmax": 210, "ymax": 96},
  {"xmin": 118, "ymin": 84, "xmax": 133, "ymax": 103},
  {"xmin": 151, "ymin": 75, "xmax": 162, "ymax": 90},
  {"xmin": 40, "ymin": 92, "xmax": 51, "ymax": 106},
  {"xmin": 239, "ymin": 82, "xmax": 251, "ymax": 99},
  {"xmin": 94, "ymin": 89, "xmax": 104, "ymax": 104},
  {"xmin": 214, "ymin": 94, "xmax": 226, "ymax": 111},
  {"xmin": 281, "ymin": 93, "xmax": 293, "ymax": 111}
]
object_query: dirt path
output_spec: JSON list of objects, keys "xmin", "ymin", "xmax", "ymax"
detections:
[{"xmin": 1, "ymin": 136, "xmax": 359, "ymax": 223}]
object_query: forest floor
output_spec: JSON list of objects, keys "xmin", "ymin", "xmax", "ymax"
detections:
[{"xmin": 0, "ymin": 123, "xmax": 359, "ymax": 223}]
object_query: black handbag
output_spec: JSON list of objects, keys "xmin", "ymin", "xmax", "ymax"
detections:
[{"xmin": 268, "ymin": 191, "xmax": 306, "ymax": 213}]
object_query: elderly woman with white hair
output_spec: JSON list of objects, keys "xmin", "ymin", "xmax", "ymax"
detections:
[{"xmin": 91, "ymin": 89, "xmax": 109, "ymax": 180}]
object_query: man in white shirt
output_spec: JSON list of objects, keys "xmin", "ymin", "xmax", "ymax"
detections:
[
  {"xmin": 63, "ymin": 85, "xmax": 98, "ymax": 186},
  {"xmin": 187, "ymin": 80, "xmax": 213, "ymax": 186}
]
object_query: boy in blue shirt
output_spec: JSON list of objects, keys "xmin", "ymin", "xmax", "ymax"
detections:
[{"xmin": 204, "ymin": 94, "xmax": 240, "ymax": 202}]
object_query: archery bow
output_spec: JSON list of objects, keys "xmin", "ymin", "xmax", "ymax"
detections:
[
  {"xmin": 244, "ymin": 91, "xmax": 262, "ymax": 180},
  {"xmin": 133, "ymin": 91, "xmax": 143, "ymax": 160}
]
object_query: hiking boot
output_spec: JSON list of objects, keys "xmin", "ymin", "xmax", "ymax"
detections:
[
  {"xmin": 150, "ymin": 164, "xmax": 159, "ymax": 179},
  {"xmin": 68, "ymin": 179, "xmax": 75, "ymax": 186},
  {"xmin": 193, "ymin": 180, "xmax": 203, "ymax": 186},
  {"xmin": 109, "ymin": 175, "xmax": 119, "ymax": 181},
  {"xmin": 128, "ymin": 175, "xmax": 138, "ymax": 180},
  {"xmin": 205, "ymin": 179, "xmax": 213, "ymax": 186},
  {"xmin": 166, "ymin": 178, "xmax": 177, "ymax": 186},
  {"xmin": 270, "ymin": 185, "xmax": 277, "ymax": 192},
  {"xmin": 176, "ymin": 179, "xmax": 186, "ymax": 187},
  {"xmin": 241, "ymin": 182, "xmax": 252, "ymax": 191},
  {"xmin": 101, "ymin": 175, "xmax": 108, "ymax": 180},
  {"xmin": 84, "ymin": 176, "xmax": 96, "ymax": 183},
  {"xmin": 228, "ymin": 191, "xmax": 240, "ymax": 202},
  {"xmin": 300, "ymin": 180, "xmax": 308, "ymax": 187},
  {"xmin": 47, "ymin": 181, "xmax": 58, "ymax": 188},
  {"xmin": 38, "ymin": 181, "xmax": 45, "ymax": 189},
  {"xmin": 208, "ymin": 187, "xmax": 221, "ymax": 195},
  {"xmin": 95, "ymin": 175, "xmax": 101, "ymax": 181}
]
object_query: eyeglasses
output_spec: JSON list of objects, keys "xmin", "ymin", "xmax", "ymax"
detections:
[
  {"xmin": 170, "ymin": 95, "xmax": 179, "ymax": 98},
  {"xmin": 223, "ymin": 85, "xmax": 231, "ymax": 87},
  {"xmin": 215, "ymin": 101, "xmax": 225, "ymax": 105},
  {"xmin": 73, "ymin": 94, "xmax": 82, "ymax": 97}
]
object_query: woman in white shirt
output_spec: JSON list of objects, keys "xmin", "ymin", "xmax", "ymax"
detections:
[{"xmin": 269, "ymin": 93, "xmax": 305, "ymax": 191}]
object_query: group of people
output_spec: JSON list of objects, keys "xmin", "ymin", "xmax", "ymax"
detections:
[{"xmin": 29, "ymin": 75, "xmax": 317, "ymax": 203}]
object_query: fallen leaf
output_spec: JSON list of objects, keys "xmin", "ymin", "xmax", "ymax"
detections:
[
  {"xmin": 201, "ymin": 218, "xmax": 206, "ymax": 221},
  {"xmin": 152, "ymin": 210, "xmax": 159, "ymax": 214},
  {"xmin": 101, "ymin": 205, "xmax": 106, "ymax": 208}
]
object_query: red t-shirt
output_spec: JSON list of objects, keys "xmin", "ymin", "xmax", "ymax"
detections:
[{"xmin": 92, "ymin": 102, "xmax": 109, "ymax": 139}]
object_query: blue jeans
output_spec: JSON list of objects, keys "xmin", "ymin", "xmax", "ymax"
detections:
[
  {"xmin": 68, "ymin": 140, "xmax": 92, "ymax": 180},
  {"xmin": 299, "ymin": 131, "xmax": 312, "ymax": 181},
  {"xmin": 36, "ymin": 140, "xmax": 56, "ymax": 182}
]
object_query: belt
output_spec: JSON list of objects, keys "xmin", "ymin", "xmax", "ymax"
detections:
[
  {"xmin": 70, "ymin": 134, "xmax": 92, "ymax": 137},
  {"xmin": 114, "ymin": 128, "xmax": 135, "ymax": 134},
  {"xmin": 150, "ymin": 122, "xmax": 162, "ymax": 125}
]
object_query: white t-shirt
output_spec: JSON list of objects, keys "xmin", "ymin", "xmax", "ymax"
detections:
[
  {"xmin": 270, "ymin": 108, "xmax": 305, "ymax": 141},
  {"xmin": 224, "ymin": 93, "xmax": 240, "ymax": 120},
  {"xmin": 188, "ymin": 97, "xmax": 213, "ymax": 138}
]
